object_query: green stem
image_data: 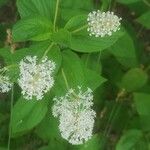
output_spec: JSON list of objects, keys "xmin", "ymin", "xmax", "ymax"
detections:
[
  {"xmin": 103, "ymin": 102, "xmax": 118, "ymax": 137},
  {"xmin": 53, "ymin": 0, "xmax": 60, "ymax": 31},
  {"xmin": 42, "ymin": 42, "xmax": 55, "ymax": 59},
  {"xmin": 97, "ymin": 51, "xmax": 101, "ymax": 64},
  {"xmin": 61, "ymin": 68, "xmax": 70, "ymax": 90},
  {"xmin": 8, "ymin": 84, "xmax": 14, "ymax": 150},
  {"xmin": 72, "ymin": 25, "xmax": 88, "ymax": 34},
  {"xmin": 61, "ymin": 69, "xmax": 79, "ymax": 99},
  {"xmin": 106, "ymin": 104, "xmax": 121, "ymax": 137},
  {"xmin": 85, "ymin": 54, "xmax": 91, "ymax": 67}
]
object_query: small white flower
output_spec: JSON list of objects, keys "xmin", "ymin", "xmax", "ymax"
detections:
[
  {"xmin": 18, "ymin": 56, "xmax": 56, "ymax": 100},
  {"xmin": 87, "ymin": 10, "xmax": 122, "ymax": 37},
  {"xmin": 0, "ymin": 68, "xmax": 12, "ymax": 93},
  {"xmin": 52, "ymin": 87, "xmax": 96, "ymax": 145}
]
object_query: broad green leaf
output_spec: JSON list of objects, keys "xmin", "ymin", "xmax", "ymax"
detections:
[
  {"xmin": 17, "ymin": 0, "xmax": 56, "ymax": 20},
  {"xmin": 116, "ymin": 129, "xmax": 143, "ymax": 150},
  {"xmin": 64, "ymin": 15, "xmax": 87, "ymax": 31},
  {"xmin": 134, "ymin": 93, "xmax": 150, "ymax": 116},
  {"xmin": 11, "ymin": 97, "xmax": 48, "ymax": 136},
  {"xmin": 134, "ymin": 93, "xmax": 150, "ymax": 131},
  {"xmin": 12, "ymin": 16, "xmax": 53, "ymax": 42},
  {"xmin": 54, "ymin": 50, "xmax": 106, "ymax": 96},
  {"xmin": 81, "ymin": 53, "xmax": 102, "ymax": 74},
  {"xmin": 61, "ymin": 9, "xmax": 87, "ymax": 22},
  {"xmin": 79, "ymin": 134, "xmax": 105, "ymax": 150},
  {"xmin": 64, "ymin": 15, "xmax": 124, "ymax": 52},
  {"xmin": 51, "ymin": 29, "xmax": 71, "ymax": 47},
  {"xmin": 120, "ymin": 68, "xmax": 148, "ymax": 91},
  {"xmin": 70, "ymin": 30, "xmax": 124, "ymax": 52},
  {"xmin": 84, "ymin": 68, "xmax": 106, "ymax": 90},
  {"xmin": 109, "ymin": 28, "xmax": 139, "ymax": 68},
  {"xmin": 136, "ymin": 11, "xmax": 150, "ymax": 29},
  {"xmin": 36, "ymin": 114, "xmax": 60, "ymax": 141}
]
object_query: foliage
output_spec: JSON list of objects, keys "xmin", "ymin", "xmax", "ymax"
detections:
[{"xmin": 0, "ymin": 0, "xmax": 150, "ymax": 149}]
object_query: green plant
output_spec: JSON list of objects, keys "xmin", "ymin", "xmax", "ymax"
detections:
[{"xmin": 0, "ymin": 0, "xmax": 150, "ymax": 149}]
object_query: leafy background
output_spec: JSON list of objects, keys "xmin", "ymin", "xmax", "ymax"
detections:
[{"xmin": 0, "ymin": 0, "xmax": 150, "ymax": 149}]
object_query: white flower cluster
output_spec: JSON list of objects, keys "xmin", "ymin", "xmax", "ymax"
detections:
[
  {"xmin": 87, "ymin": 10, "xmax": 122, "ymax": 37},
  {"xmin": 52, "ymin": 87, "xmax": 96, "ymax": 145},
  {"xmin": 0, "ymin": 68, "xmax": 12, "ymax": 93},
  {"xmin": 18, "ymin": 56, "xmax": 56, "ymax": 100}
]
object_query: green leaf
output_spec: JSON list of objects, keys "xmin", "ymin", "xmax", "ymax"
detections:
[
  {"xmin": 109, "ymin": 28, "xmax": 139, "ymax": 68},
  {"xmin": 120, "ymin": 68, "xmax": 148, "ymax": 91},
  {"xmin": 36, "ymin": 114, "xmax": 60, "ymax": 141},
  {"xmin": 54, "ymin": 50, "xmax": 106, "ymax": 96},
  {"xmin": 136, "ymin": 11, "xmax": 150, "ymax": 29},
  {"xmin": 81, "ymin": 53, "xmax": 102, "ymax": 74},
  {"xmin": 51, "ymin": 29, "xmax": 71, "ymax": 47},
  {"xmin": 116, "ymin": 129, "xmax": 143, "ymax": 150},
  {"xmin": 17, "ymin": 0, "xmax": 56, "ymax": 20},
  {"xmin": 64, "ymin": 15, "xmax": 124, "ymax": 53},
  {"xmin": 70, "ymin": 30, "xmax": 123, "ymax": 53},
  {"xmin": 84, "ymin": 68, "xmax": 106, "ymax": 91},
  {"xmin": 12, "ymin": 16, "xmax": 53, "ymax": 42},
  {"xmin": 64, "ymin": 15, "xmax": 87, "ymax": 31},
  {"xmin": 134, "ymin": 93, "xmax": 150, "ymax": 131},
  {"xmin": 79, "ymin": 134, "xmax": 105, "ymax": 150},
  {"xmin": 11, "ymin": 97, "xmax": 48, "ymax": 136},
  {"xmin": 134, "ymin": 93, "xmax": 150, "ymax": 116}
]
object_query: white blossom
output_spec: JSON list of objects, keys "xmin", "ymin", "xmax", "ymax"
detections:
[
  {"xmin": 87, "ymin": 10, "xmax": 122, "ymax": 37},
  {"xmin": 18, "ymin": 56, "xmax": 56, "ymax": 100},
  {"xmin": 52, "ymin": 87, "xmax": 96, "ymax": 145},
  {"xmin": 0, "ymin": 68, "xmax": 12, "ymax": 93}
]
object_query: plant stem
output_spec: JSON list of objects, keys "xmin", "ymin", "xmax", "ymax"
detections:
[
  {"xmin": 53, "ymin": 0, "xmax": 60, "ymax": 32},
  {"xmin": 61, "ymin": 68, "xmax": 70, "ymax": 90},
  {"xmin": 72, "ymin": 25, "xmax": 88, "ymax": 34},
  {"xmin": 103, "ymin": 89, "xmax": 125, "ymax": 137},
  {"xmin": 8, "ymin": 84, "xmax": 14, "ymax": 150},
  {"xmin": 103, "ymin": 102, "xmax": 118, "ymax": 137},
  {"xmin": 106, "ymin": 104, "xmax": 121, "ymax": 137},
  {"xmin": 61, "ymin": 69, "xmax": 79, "ymax": 98},
  {"xmin": 42, "ymin": 42, "xmax": 55, "ymax": 59}
]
